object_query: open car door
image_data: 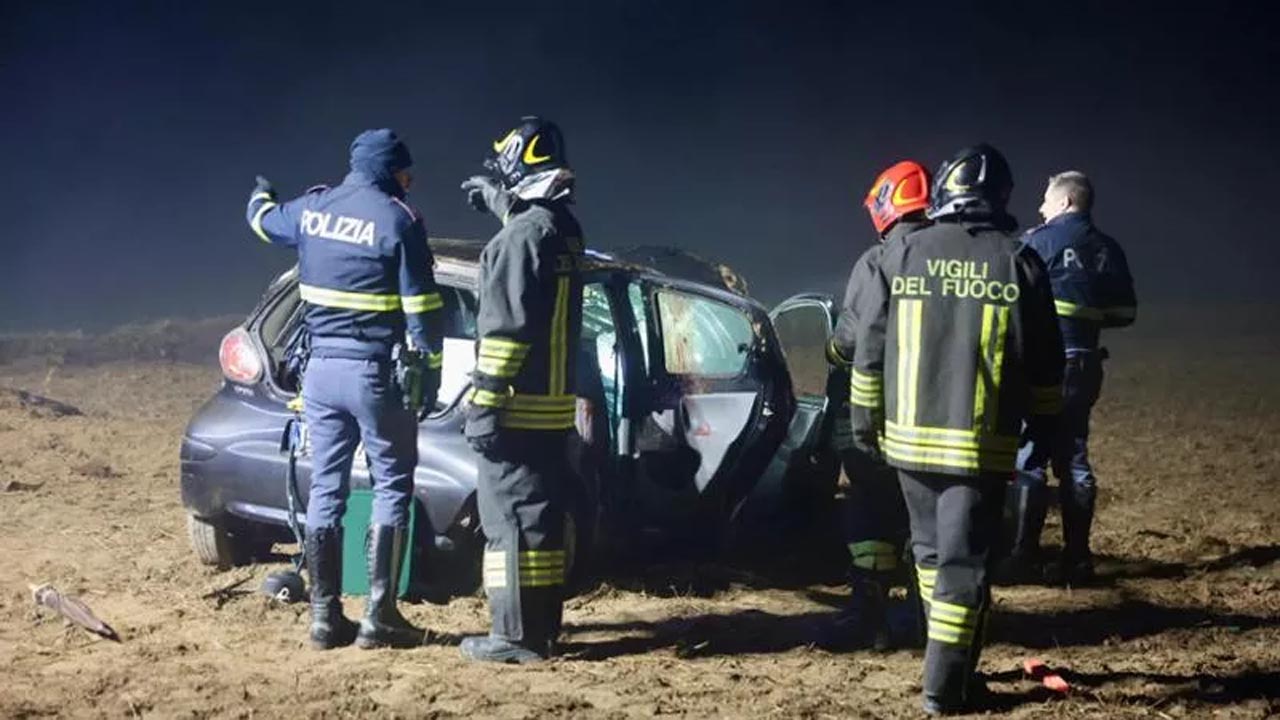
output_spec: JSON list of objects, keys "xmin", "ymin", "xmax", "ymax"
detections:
[
  {"xmin": 622, "ymin": 277, "xmax": 794, "ymax": 541},
  {"xmin": 732, "ymin": 293, "xmax": 842, "ymax": 537}
]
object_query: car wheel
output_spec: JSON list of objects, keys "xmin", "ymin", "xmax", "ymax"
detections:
[{"xmin": 187, "ymin": 514, "xmax": 237, "ymax": 569}]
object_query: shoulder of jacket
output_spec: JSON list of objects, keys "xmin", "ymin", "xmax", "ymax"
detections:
[{"xmin": 387, "ymin": 196, "xmax": 423, "ymax": 225}]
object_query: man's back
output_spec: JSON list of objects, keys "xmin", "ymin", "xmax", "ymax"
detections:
[{"xmin": 853, "ymin": 217, "xmax": 1063, "ymax": 476}]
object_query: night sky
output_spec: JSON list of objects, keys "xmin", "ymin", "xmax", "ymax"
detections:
[{"xmin": 2, "ymin": 1, "xmax": 1277, "ymax": 331}]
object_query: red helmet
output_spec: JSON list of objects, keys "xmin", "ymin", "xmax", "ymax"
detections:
[{"xmin": 863, "ymin": 160, "xmax": 931, "ymax": 236}]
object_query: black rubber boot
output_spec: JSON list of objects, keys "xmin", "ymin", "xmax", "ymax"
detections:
[
  {"xmin": 305, "ymin": 527, "xmax": 358, "ymax": 650},
  {"xmin": 356, "ymin": 525, "xmax": 424, "ymax": 649},
  {"xmin": 1058, "ymin": 486, "xmax": 1096, "ymax": 585},
  {"xmin": 459, "ymin": 634, "xmax": 546, "ymax": 664},
  {"xmin": 816, "ymin": 570, "xmax": 890, "ymax": 651},
  {"xmin": 997, "ymin": 478, "xmax": 1048, "ymax": 584}
]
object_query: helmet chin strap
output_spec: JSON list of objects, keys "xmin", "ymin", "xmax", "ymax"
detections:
[{"xmin": 512, "ymin": 168, "xmax": 576, "ymax": 201}]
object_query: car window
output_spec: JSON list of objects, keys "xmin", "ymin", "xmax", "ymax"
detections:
[
  {"xmin": 581, "ymin": 283, "xmax": 622, "ymax": 439},
  {"xmin": 655, "ymin": 289, "xmax": 752, "ymax": 377},
  {"xmin": 438, "ymin": 286, "xmax": 477, "ymax": 339},
  {"xmin": 772, "ymin": 302, "xmax": 831, "ymax": 398},
  {"xmin": 627, "ymin": 282, "xmax": 651, "ymax": 373}
]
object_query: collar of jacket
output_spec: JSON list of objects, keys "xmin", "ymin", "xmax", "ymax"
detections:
[
  {"xmin": 1046, "ymin": 210, "xmax": 1091, "ymax": 228},
  {"xmin": 941, "ymin": 213, "xmax": 1018, "ymax": 234},
  {"xmin": 341, "ymin": 170, "xmax": 405, "ymax": 199}
]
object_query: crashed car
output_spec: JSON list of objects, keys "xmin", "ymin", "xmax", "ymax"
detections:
[{"xmin": 180, "ymin": 238, "xmax": 844, "ymax": 596}]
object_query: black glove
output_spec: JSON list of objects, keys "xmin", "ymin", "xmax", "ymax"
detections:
[
  {"xmin": 461, "ymin": 175, "xmax": 518, "ymax": 220},
  {"xmin": 419, "ymin": 361, "xmax": 441, "ymax": 421},
  {"xmin": 254, "ymin": 175, "xmax": 277, "ymax": 200},
  {"xmin": 464, "ymin": 401, "xmax": 504, "ymax": 458}
]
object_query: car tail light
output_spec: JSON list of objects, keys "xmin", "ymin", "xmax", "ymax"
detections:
[{"xmin": 219, "ymin": 328, "xmax": 263, "ymax": 385}]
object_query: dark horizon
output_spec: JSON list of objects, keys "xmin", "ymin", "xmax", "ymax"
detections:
[{"xmin": 2, "ymin": 1, "xmax": 1277, "ymax": 332}]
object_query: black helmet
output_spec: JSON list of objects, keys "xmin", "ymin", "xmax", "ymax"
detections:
[
  {"xmin": 927, "ymin": 143, "xmax": 1013, "ymax": 219},
  {"xmin": 484, "ymin": 116, "xmax": 569, "ymax": 190}
]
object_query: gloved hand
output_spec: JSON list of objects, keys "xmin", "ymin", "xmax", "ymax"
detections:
[
  {"xmin": 419, "ymin": 361, "xmax": 441, "ymax": 421},
  {"xmin": 464, "ymin": 401, "xmax": 504, "ymax": 458},
  {"xmin": 461, "ymin": 175, "xmax": 518, "ymax": 220},
  {"xmin": 394, "ymin": 345, "xmax": 439, "ymax": 419},
  {"xmin": 254, "ymin": 175, "xmax": 277, "ymax": 200},
  {"xmin": 1021, "ymin": 414, "xmax": 1058, "ymax": 466}
]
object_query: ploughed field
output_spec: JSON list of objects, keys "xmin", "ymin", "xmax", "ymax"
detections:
[{"xmin": 1, "ymin": 310, "xmax": 1277, "ymax": 719}]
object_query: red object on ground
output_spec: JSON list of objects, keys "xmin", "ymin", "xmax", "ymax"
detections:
[{"xmin": 1022, "ymin": 658, "xmax": 1071, "ymax": 694}]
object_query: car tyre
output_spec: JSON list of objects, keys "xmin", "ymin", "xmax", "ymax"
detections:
[{"xmin": 187, "ymin": 514, "xmax": 238, "ymax": 570}]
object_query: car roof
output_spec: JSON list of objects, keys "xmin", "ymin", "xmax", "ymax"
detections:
[{"xmin": 430, "ymin": 236, "xmax": 662, "ymax": 287}]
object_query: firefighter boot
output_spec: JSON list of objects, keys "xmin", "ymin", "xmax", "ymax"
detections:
[
  {"xmin": 997, "ymin": 476, "xmax": 1048, "ymax": 584},
  {"xmin": 1058, "ymin": 488, "xmax": 1096, "ymax": 585},
  {"xmin": 357, "ymin": 525, "xmax": 424, "ymax": 649},
  {"xmin": 305, "ymin": 527, "xmax": 358, "ymax": 650},
  {"xmin": 460, "ymin": 587, "xmax": 558, "ymax": 664},
  {"xmin": 817, "ymin": 570, "xmax": 890, "ymax": 651}
]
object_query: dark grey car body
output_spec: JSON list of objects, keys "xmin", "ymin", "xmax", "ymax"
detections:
[{"xmin": 180, "ymin": 238, "xmax": 843, "ymax": 594}]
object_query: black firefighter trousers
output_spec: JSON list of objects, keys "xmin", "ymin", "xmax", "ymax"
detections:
[
  {"xmin": 899, "ymin": 469, "xmax": 1006, "ymax": 705},
  {"xmin": 476, "ymin": 430, "xmax": 570, "ymax": 654}
]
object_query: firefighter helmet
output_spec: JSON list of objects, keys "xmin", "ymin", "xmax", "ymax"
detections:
[
  {"xmin": 927, "ymin": 143, "xmax": 1013, "ymax": 219},
  {"xmin": 484, "ymin": 116, "xmax": 573, "ymax": 200},
  {"xmin": 864, "ymin": 160, "xmax": 931, "ymax": 236}
]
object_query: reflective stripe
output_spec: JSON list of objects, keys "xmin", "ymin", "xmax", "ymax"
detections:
[
  {"xmin": 401, "ymin": 292, "xmax": 444, "ymax": 314},
  {"xmin": 250, "ymin": 192, "xmax": 274, "ymax": 203},
  {"xmin": 1055, "ymin": 299, "xmax": 1104, "ymax": 320},
  {"xmin": 917, "ymin": 565, "xmax": 936, "ymax": 607},
  {"xmin": 477, "ymin": 337, "xmax": 531, "ymax": 379},
  {"xmin": 483, "ymin": 551, "xmax": 508, "ymax": 589},
  {"xmin": 850, "ymin": 368, "xmax": 883, "ymax": 407},
  {"xmin": 972, "ymin": 303, "xmax": 1009, "ymax": 433},
  {"xmin": 250, "ymin": 201, "xmax": 278, "ymax": 243},
  {"xmin": 895, "ymin": 299, "xmax": 923, "ymax": 425},
  {"xmin": 928, "ymin": 599, "xmax": 980, "ymax": 646},
  {"xmin": 1030, "ymin": 384, "xmax": 1062, "ymax": 415},
  {"xmin": 849, "ymin": 540, "xmax": 899, "ymax": 571},
  {"xmin": 548, "ymin": 276, "xmax": 570, "ymax": 396},
  {"xmin": 299, "ymin": 283, "xmax": 401, "ymax": 312},
  {"xmin": 469, "ymin": 387, "xmax": 509, "ymax": 408},
  {"xmin": 426, "ymin": 351, "xmax": 443, "ymax": 370},
  {"xmin": 499, "ymin": 393, "xmax": 576, "ymax": 430},
  {"xmin": 518, "ymin": 550, "xmax": 565, "ymax": 587},
  {"xmin": 884, "ymin": 421, "xmax": 1018, "ymax": 452},
  {"xmin": 883, "ymin": 437, "xmax": 1016, "ymax": 473}
]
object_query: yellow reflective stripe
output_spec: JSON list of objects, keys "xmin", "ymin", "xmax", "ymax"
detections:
[
  {"xmin": 973, "ymin": 303, "xmax": 1009, "ymax": 433},
  {"xmin": 469, "ymin": 388, "xmax": 509, "ymax": 408},
  {"xmin": 426, "ymin": 352, "xmax": 443, "ymax": 370},
  {"xmin": 930, "ymin": 599, "xmax": 978, "ymax": 626},
  {"xmin": 400, "ymin": 292, "xmax": 444, "ymax": 314},
  {"xmin": 478, "ymin": 337, "xmax": 532, "ymax": 358},
  {"xmin": 850, "ymin": 368, "xmax": 883, "ymax": 407},
  {"xmin": 518, "ymin": 550, "xmax": 565, "ymax": 587},
  {"xmin": 477, "ymin": 356, "xmax": 522, "ymax": 377},
  {"xmin": 883, "ymin": 437, "xmax": 1016, "ymax": 473},
  {"xmin": 1031, "ymin": 384, "xmax": 1062, "ymax": 415},
  {"xmin": 500, "ymin": 413, "xmax": 575, "ymax": 430},
  {"xmin": 299, "ymin": 283, "xmax": 401, "ymax": 312},
  {"xmin": 507, "ymin": 394, "xmax": 576, "ymax": 411},
  {"xmin": 483, "ymin": 551, "xmax": 508, "ymax": 589},
  {"xmin": 250, "ymin": 192, "xmax": 273, "ymax": 203},
  {"xmin": 884, "ymin": 422, "xmax": 1018, "ymax": 452},
  {"xmin": 548, "ymin": 276, "xmax": 570, "ymax": 396},
  {"xmin": 927, "ymin": 623, "xmax": 976, "ymax": 645},
  {"xmin": 895, "ymin": 299, "xmax": 922, "ymax": 425},
  {"xmin": 1055, "ymin": 299, "xmax": 1104, "ymax": 320},
  {"xmin": 250, "ymin": 201, "xmax": 278, "ymax": 243},
  {"xmin": 849, "ymin": 540, "xmax": 899, "ymax": 571}
]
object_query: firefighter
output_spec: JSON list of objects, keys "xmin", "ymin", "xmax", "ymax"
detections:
[
  {"xmin": 246, "ymin": 129, "xmax": 445, "ymax": 650},
  {"xmin": 1008, "ymin": 171, "xmax": 1137, "ymax": 584},
  {"xmin": 821, "ymin": 160, "xmax": 932, "ymax": 651},
  {"xmin": 457, "ymin": 116, "xmax": 585, "ymax": 664},
  {"xmin": 849, "ymin": 144, "xmax": 1064, "ymax": 714}
]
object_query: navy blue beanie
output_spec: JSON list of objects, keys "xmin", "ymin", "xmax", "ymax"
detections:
[{"xmin": 349, "ymin": 129, "xmax": 413, "ymax": 180}]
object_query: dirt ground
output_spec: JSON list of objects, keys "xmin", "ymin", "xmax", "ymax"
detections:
[{"xmin": 1, "ymin": 310, "xmax": 1278, "ymax": 718}]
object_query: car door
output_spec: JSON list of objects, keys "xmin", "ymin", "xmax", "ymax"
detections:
[
  {"xmin": 623, "ymin": 276, "xmax": 795, "ymax": 537},
  {"xmin": 733, "ymin": 293, "xmax": 842, "ymax": 538}
]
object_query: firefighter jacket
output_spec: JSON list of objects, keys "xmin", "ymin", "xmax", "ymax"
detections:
[
  {"xmin": 245, "ymin": 171, "xmax": 445, "ymax": 362},
  {"xmin": 831, "ymin": 219, "xmax": 930, "ymax": 365},
  {"xmin": 468, "ymin": 199, "xmax": 585, "ymax": 431},
  {"xmin": 1022, "ymin": 211, "xmax": 1136, "ymax": 350},
  {"xmin": 850, "ymin": 216, "xmax": 1065, "ymax": 477}
]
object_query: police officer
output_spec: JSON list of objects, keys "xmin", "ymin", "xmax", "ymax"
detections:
[
  {"xmin": 1008, "ymin": 171, "xmax": 1137, "ymax": 584},
  {"xmin": 821, "ymin": 160, "xmax": 932, "ymax": 650},
  {"xmin": 246, "ymin": 129, "xmax": 444, "ymax": 650},
  {"xmin": 850, "ymin": 145, "xmax": 1063, "ymax": 714},
  {"xmin": 456, "ymin": 116, "xmax": 585, "ymax": 664}
]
